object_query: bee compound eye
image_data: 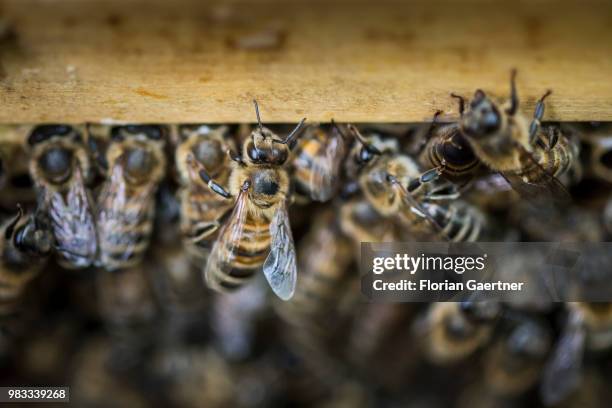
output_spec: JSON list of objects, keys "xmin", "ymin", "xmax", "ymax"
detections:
[{"xmin": 39, "ymin": 147, "xmax": 73, "ymax": 183}]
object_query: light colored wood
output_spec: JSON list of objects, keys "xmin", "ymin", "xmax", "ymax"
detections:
[{"xmin": 0, "ymin": 0, "xmax": 610, "ymax": 123}]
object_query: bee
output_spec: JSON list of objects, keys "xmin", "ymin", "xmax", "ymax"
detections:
[
  {"xmin": 446, "ymin": 70, "xmax": 572, "ymax": 203},
  {"xmin": 604, "ymin": 194, "xmax": 612, "ymax": 237},
  {"xmin": 346, "ymin": 125, "xmax": 484, "ymax": 242},
  {"xmin": 416, "ymin": 301, "xmax": 500, "ymax": 365},
  {"xmin": 419, "ymin": 111, "xmax": 483, "ymax": 183},
  {"xmin": 175, "ymin": 125, "xmax": 235, "ymax": 264},
  {"xmin": 96, "ymin": 125, "xmax": 167, "ymax": 271},
  {"xmin": 541, "ymin": 302, "xmax": 612, "ymax": 406},
  {"xmin": 188, "ymin": 101, "xmax": 305, "ymax": 300},
  {"xmin": 483, "ymin": 315, "xmax": 551, "ymax": 396},
  {"xmin": 28, "ymin": 125, "xmax": 97, "ymax": 269},
  {"xmin": 0, "ymin": 207, "xmax": 52, "ymax": 330},
  {"xmin": 291, "ymin": 122, "xmax": 347, "ymax": 202}
]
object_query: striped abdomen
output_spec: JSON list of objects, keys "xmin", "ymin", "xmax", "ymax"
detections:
[
  {"xmin": 520, "ymin": 137, "xmax": 577, "ymax": 183},
  {"xmin": 208, "ymin": 211, "xmax": 271, "ymax": 291},
  {"xmin": 421, "ymin": 125, "xmax": 481, "ymax": 181},
  {"xmin": 180, "ymin": 182, "xmax": 233, "ymax": 263},
  {"xmin": 292, "ymin": 136, "xmax": 326, "ymax": 195},
  {"xmin": 97, "ymin": 178, "xmax": 157, "ymax": 271},
  {"xmin": 400, "ymin": 201, "xmax": 483, "ymax": 242}
]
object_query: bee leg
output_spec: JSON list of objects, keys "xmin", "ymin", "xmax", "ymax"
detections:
[
  {"xmin": 406, "ymin": 163, "xmax": 446, "ymax": 193},
  {"xmin": 198, "ymin": 169, "xmax": 232, "ymax": 199},
  {"xmin": 528, "ymin": 89, "xmax": 553, "ymax": 146},
  {"xmin": 450, "ymin": 94, "xmax": 465, "ymax": 116},
  {"xmin": 506, "ymin": 69, "xmax": 518, "ymax": 115},
  {"xmin": 546, "ymin": 126, "xmax": 560, "ymax": 150},
  {"xmin": 425, "ymin": 183, "xmax": 461, "ymax": 201},
  {"xmin": 417, "ymin": 110, "xmax": 444, "ymax": 153}
]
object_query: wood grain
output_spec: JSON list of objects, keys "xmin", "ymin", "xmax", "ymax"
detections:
[{"xmin": 0, "ymin": 0, "xmax": 610, "ymax": 123}]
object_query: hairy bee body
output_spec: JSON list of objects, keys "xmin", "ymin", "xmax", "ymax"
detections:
[
  {"xmin": 348, "ymin": 129, "xmax": 484, "ymax": 242},
  {"xmin": 207, "ymin": 165, "xmax": 284, "ymax": 290},
  {"xmin": 28, "ymin": 125, "xmax": 97, "ymax": 269},
  {"xmin": 201, "ymin": 103, "xmax": 304, "ymax": 299},
  {"xmin": 96, "ymin": 126, "xmax": 166, "ymax": 271},
  {"xmin": 420, "ymin": 123, "xmax": 482, "ymax": 182},
  {"xmin": 291, "ymin": 124, "xmax": 346, "ymax": 203},
  {"xmin": 419, "ymin": 302, "xmax": 500, "ymax": 365},
  {"xmin": 0, "ymin": 210, "xmax": 51, "ymax": 327},
  {"xmin": 176, "ymin": 126, "xmax": 235, "ymax": 264}
]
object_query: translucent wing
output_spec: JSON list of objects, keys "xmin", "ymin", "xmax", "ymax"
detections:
[
  {"xmin": 263, "ymin": 202, "xmax": 297, "ymax": 300},
  {"xmin": 501, "ymin": 142, "xmax": 571, "ymax": 206},
  {"xmin": 540, "ymin": 310, "xmax": 585, "ymax": 406},
  {"xmin": 308, "ymin": 127, "xmax": 345, "ymax": 202},
  {"xmin": 96, "ymin": 164, "xmax": 156, "ymax": 268},
  {"xmin": 45, "ymin": 166, "xmax": 97, "ymax": 268},
  {"xmin": 204, "ymin": 186, "xmax": 249, "ymax": 292}
]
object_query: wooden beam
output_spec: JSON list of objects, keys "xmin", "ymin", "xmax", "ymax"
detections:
[{"xmin": 0, "ymin": 0, "xmax": 610, "ymax": 123}]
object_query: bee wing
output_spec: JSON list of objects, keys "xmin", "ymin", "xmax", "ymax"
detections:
[
  {"xmin": 97, "ymin": 164, "xmax": 155, "ymax": 264},
  {"xmin": 540, "ymin": 311, "xmax": 585, "ymax": 406},
  {"xmin": 308, "ymin": 128, "xmax": 345, "ymax": 202},
  {"xmin": 263, "ymin": 202, "xmax": 297, "ymax": 300},
  {"xmin": 501, "ymin": 143, "xmax": 571, "ymax": 206},
  {"xmin": 204, "ymin": 188, "xmax": 249, "ymax": 292},
  {"xmin": 44, "ymin": 166, "xmax": 97, "ymax": 267}
]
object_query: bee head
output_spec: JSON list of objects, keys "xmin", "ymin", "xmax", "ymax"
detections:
[
  {"xmin": 244, "ymin": 100, "xmax": 305, "ymax": 166},
  {"xmin": 29, "ymin": 126, "xmax": 80, "ymax": 185},
  {"xmin": 461, "ymin": 90, "xmax": 502, "ymax": 139},
  {"xmin": 123, "ymin": 146, "xmax": 156, "ymax": 184}
]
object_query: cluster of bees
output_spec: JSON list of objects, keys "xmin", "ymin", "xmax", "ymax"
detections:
[{"xmin": 1, "ymin": 72, "xmax": 611, "ymax": 406}]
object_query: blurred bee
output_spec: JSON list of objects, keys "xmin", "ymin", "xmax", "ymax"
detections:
[
  {"xmin": 346, "ymin": 125, "xmax": 484, "ymax": 242},
  {"xmin": 541, "ymin": 302, "xmax": 612, "ymax": 406},
  {"xmin": 189, "ymin": 101, "xmax": 305, "ymax": 300},
  {"xmin": 446, "ymin": 70, "xmax": 572, "ymax": 203},
  {"xmin": 291, "ymin": 122, "xmax": 347, "ymax": 203},
  {"xmin": 604, "ymin": 194, "xmax": 612, "ymax": 237},
  {"xmin": 483, "ymin": 315, "xmax": 551, "ymax": 396},
  {"xmin": 277, "ymin": 208, "xmax": 354, "ymax": 382},
  {"xmin": 175, "ymin": 125, "xmax": 235, "ymax": 264},
  {"xmin": 416, "ymin": 301, "xmax": 500, "ymax": 365},
  {"xmin": 96, "ymin": 125, "xmax": 167, "ymax": 271},
  {"xmin": 0, "ymin": 207, "xmax": 52, "ymax": 331},
  {"xmin": 419, "ymin": 111, "xmax": 483, "ymax": 183},
  {"xmin": 28, "ymin": 125, "xmax": 97, "ymax": 269}
]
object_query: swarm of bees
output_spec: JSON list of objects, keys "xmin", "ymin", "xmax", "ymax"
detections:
[{"xmin": 1, "ymin": 73, "xmax": 611, "ymax": 407}]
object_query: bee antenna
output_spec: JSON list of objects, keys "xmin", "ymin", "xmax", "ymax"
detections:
[
  {"xmin": 506, "ymin": 68, "xmax": 519, "ymax": 115},
  {"xmin": 331, "ymin": 119, "xmax": 347, "ymax": 140},
  {"xmin": 279, "ymin": 117, "xmax": 307, "ymax": 145},
  {"xmin": 253, "ymin": 99, "xmax": 264, "ymax": 132},
  {"xmin": 347, "ymin": 124, "xmax": 381, "ymax": 154}
]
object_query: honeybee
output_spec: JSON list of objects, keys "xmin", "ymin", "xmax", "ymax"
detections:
[
  {"xmin": 175, "ymin": 125, "xmax": 235, "ymax": 264},
  {"xmin": 483, "ymin": 315, "xmax": 551, "ymax": 396},
  {"xmin": 189, "ymin": 101, "xmax": 305, "ymax": 300},
  {"xmin": 28, "ymin": 125, "xmax": 97, "ymax": 269},
  {"xmin": 419, "ymin": 111, "xmax": 483, "ymax": 183},
  {"xmin": 0, "ymin": 207, "xmax": 52, "ymax": 330},
  {"xmin": 446, "ymin": 70, "xmax": 572, "ymax": 203},
  {"xmin": 96, "ymin": 125, "xmax": 167, "ymax": 271},
  {"xmin": 291, "ymin": 122, "xmax": 347, "ymax": 202},
  {"xmin": 541, "ymin": 302, "xmax": 612, "ymax": 406},
  {"xmin": 346, "ymin": 125, "xmax": 484, "ymax": 242},
  {"xmin": 416, "ymin": 301, "xmax": 500, "ymax": 365},
  {"xmin": 604, "ymin": 194, "xmax": 612, "ymax": 237}
]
